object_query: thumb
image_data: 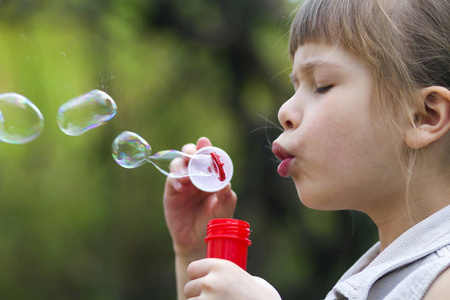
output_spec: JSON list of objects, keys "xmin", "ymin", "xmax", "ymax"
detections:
[{"xmin": 212, "ymin": 184, "xmax": 237, "ymax": 218}]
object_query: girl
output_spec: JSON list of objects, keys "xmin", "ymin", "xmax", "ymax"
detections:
[{"xmin": 163, "ymin": 0, "xmax": 450, "ymax": 299}]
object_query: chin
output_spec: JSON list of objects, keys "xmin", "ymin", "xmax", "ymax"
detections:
[
  {"xmin": 296, "ymin": 186, "xmax": 345, "ymax": 211},
  {"xmin": 299, "ymin": 197, "xmax": 334, "ymax": 210},
  {"xmin": 296, "ymin": 179, "xmax": 369, "ymax": 212}
]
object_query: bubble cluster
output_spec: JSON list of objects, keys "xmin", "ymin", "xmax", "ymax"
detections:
[
  {"xmin": 57, "ymin": 89, "xmax": 117, "ymax": 136},
  {"xmin": 0, "ymin": 93, "xmax": 44, "ymax": 144},
  {"xmin": 0, "ymin": 87, "xmax": 233, "ymax": 193}
]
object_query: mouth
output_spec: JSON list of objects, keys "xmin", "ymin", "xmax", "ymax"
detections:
[{"xmin": 272, "ymin": 142, "xmax": 294, "ymax": 177}]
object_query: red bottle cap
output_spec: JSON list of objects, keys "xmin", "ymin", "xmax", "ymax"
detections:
[{"xmin": 205, "ymin": 218, "xmax": 251, "ymax": 270}]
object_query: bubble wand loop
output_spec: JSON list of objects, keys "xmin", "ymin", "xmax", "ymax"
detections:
[
  {"xmin": 144, "ymin": 150, "xmax": 209, "ymax": 179},
  {"xmin": 111, "ymin": 131, "xmax": 233, "ymax": 192}
]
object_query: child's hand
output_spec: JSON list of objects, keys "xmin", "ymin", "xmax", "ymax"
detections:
[
  {"xmin": 185, "ymin": 258, "xmax": 282, "ymax": 300},
  {"xmin": 163, "ymin": 137, "xmax": 237, "ymax": 261}
]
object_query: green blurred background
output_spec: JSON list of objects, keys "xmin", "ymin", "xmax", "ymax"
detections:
[{"xmin": 0, "ymin": 0, "xmax": 378, "ymax": 299}]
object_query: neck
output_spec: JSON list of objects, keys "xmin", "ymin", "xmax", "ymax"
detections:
[{"xmin": 369, "ymin": 176, "xmax": 450, "ymax": 251}]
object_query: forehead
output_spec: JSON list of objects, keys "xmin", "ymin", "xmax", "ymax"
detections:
[{"xmin": 291, "ymin": 43, "xmax": 368, "ymax": 76}]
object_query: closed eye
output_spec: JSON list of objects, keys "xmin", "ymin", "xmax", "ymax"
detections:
[{"xmin": 315, "ymin": 85, "xmax": 333, "ymax": 94}]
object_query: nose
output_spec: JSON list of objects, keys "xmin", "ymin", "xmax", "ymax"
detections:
[{"xmin": 277, "ymin": 95, "xmax": 300, "ymax": 131}]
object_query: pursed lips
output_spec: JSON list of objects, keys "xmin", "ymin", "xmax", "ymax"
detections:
[{"xmin": 272, "ymin": 142, "xmax": 294, "ymax": 177}]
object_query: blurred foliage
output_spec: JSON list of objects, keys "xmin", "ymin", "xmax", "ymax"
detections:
[{"xmin": 0, "ymin": 0, "xmax": 378, "ymax": 299}]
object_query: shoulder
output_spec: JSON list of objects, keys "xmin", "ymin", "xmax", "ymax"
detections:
[
  {"xmin": 423, "ymin": 267, "xmax": 450, "ymax": 300},
  {"xmin": 379, "ymin": 246, "xmax": 450, "ymax": 299}
]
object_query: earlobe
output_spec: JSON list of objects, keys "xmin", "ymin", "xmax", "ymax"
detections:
[{"xmin": 405, "ymin": 87, "xmax": 450, "ymax": 149}]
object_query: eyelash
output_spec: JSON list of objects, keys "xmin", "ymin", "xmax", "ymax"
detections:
[{"xmin": 315, "ymin": 85, "xmax": 332, "ymax": 94}]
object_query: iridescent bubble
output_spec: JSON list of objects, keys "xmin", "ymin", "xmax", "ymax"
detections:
[
  {"xmin": 57, "ymin": 89, "xmax": 117, "ymax": 136},
  {"xmin": 112, "ymin": 131, "xmax": 151, "ymax": 169},
  {"xmin": 0, "ymin": 93, "xmax": 44, "ymax": 144}
]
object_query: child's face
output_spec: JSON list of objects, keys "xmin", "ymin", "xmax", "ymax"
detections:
[{"xmin": 273, "ymin": 42, "xmax": 406, "ymax": 212}]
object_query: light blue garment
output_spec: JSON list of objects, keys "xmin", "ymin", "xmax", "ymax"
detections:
[{"xmin": 325, "ymin": 205, "xmax": 450, "ymax": 300}]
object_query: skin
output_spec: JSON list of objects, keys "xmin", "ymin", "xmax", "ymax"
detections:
[
  {"xmin": 423, "ymin": 267, "xmax": 450, "ymax": 299},
  {"xmin": 274, "ymin": 42, "xmax": 450, "ymax": 250},
  {"xmin": 163, "ymin": 42, "xmax": 450, "ymax": 299},
  {"xmin": 275, "ymin": 42, "xmax": 407, "ymax": 214}
]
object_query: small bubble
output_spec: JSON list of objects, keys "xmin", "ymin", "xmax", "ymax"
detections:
[
  {"xmin": 57, "ymin": 89, "xmax": 117, "ymax": 136},
  {"xmin": 112, "ymin": 131, "xmax": 151, "ymax": 169},
  {"xmin": 0, "ymin": 93, "xmax": 44, "ymax": 144}
]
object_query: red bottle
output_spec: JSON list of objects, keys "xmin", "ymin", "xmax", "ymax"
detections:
[{"xmin": 205, "ymin": 218, "xmax": 251, "ymax": 270}]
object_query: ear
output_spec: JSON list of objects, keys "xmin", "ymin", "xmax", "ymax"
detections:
[{"xmin": 405, "ymin": 86, "xmax": 450, "ymax": 149}]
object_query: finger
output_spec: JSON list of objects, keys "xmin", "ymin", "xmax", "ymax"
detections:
[
  {"xmin": 184, "ymin": 277, "xmax": 202, "ymax": 299},
  {"xmin": 212, "ymin": 184, "xmax": 237, "ymax": 218},
  {"xmin": 182, "ymin": 143, "xmax": 197, "ymax": 164},
  {"xmin": 166, "ymin": 139, "xmax": 213, "ymax": 195},
  {"xmin": 187, "ymin": 258, "xmax": 226, "ymax": 280},
  {"xmin": 166, "ymin": 143, "xmax": 197, "ymax": 191},
  {"xmin": 166, "ymin": 157, "xmax": 190, "ymax": 189},
  {"xmin": 164, "ymin": 176, "xmax": 188, "ymax": 196},
  {"xmin": 185, "ymin": 259, "xmax": 216, "ymax": 299},
  {"xmin": 196, "ymin": 137, "xmax": 212, "ymax": 149},
  {"xmin": 187, "ymin": 259, "xmax": 211, "ymax": 280}
]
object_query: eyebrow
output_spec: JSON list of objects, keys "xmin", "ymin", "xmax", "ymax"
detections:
[{"xmin": 289, "ymin": 60, "xmax": 342, "ymax": 84}]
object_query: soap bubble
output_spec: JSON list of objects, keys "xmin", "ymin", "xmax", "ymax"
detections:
[
  {"xmin": 0, "ymin": 93, "xmax": 44, "ymax": 144},
  {"xmin": 112, "ymin": 131, "xmax": 151, "ymax": 169},
  {"xmin": 57, "ymin": 89, "xmax": 117, "ymax": 136}
]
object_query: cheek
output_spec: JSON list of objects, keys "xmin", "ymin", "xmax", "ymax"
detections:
[
  {"xmin": 295, "ymin": 105, "xmax": 404, "ymax": 210},
  {"xmin": 297, "ymin": 102, "xmax": 382, "ymax": 189},
  {"xmin": 300, "ymin": 105, "xmax": 355, "ymax": 163}
]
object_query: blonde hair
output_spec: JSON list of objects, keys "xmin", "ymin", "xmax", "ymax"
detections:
[
  {"xmin": 289, "ymin": 0, "xmax": 450, "ymax": 216},
  {"xmin": 290, "ymin": 0, "xmax": 449, "ymax": 118}
]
